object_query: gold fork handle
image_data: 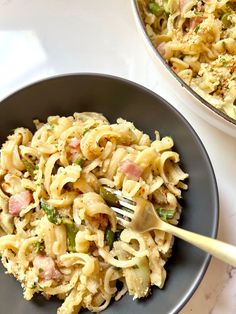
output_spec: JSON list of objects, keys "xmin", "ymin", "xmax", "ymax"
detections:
[{"xmin": 160, "ymin": 221, "xmax": 236, "ymax": 267}]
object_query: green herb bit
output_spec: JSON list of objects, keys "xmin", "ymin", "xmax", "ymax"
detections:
[
  {"xmin": 194, "ymin": 25, "xmax": 200, "ymax": 33},
  {"xmin": 156, "ymin": 208, "xmax": 175, "ymax": 221},
  {"xmin": 39, "ymin": 268, "xmax": 44, "ymax": 273},
  {"xmin": 220, "ymin": 57, "xmax": 228, "ymax": 66},
  {"xmin": 49, "ymin": 124, "xmax": 55, "ymax": 131},
  {"xmin": 148, "ymin": 1, "xmax": 164, "ymax": 16},
  {"xmin": 0, "ymin": 253, "xmax": 2, "ymax": 258},
  {"xmin": 163, "ymin": 0, "xmax": 171, "ymax": 13},
  {"xmin": 82, "ymin": 128, "xmax": 90, "ymax": 136},
  {"xmin": 75, "ymin": 157, "xmax": 85, "ymax": 167},
  {"xmin": 30, "ymin": 283, "xmax": 36, "ymax": 289},
  {"xmin": 40, "ymin": 199, "xmax": 62, "ymax": 225},
  {"xmin": 221, "ymin": 13, "xmax": 231, "ymax": 28},
  {"xmin": 62, "ymin": 218, "xmax": 78, "ymax": 252},
  {"xmin": 22, "ymin": 159, "xmax": 37, "ymax": 178},
  {"xmin": 100, "ymin": 186, "xmax": 119, "ymax": 207},
  {"xmin": 105, "ymin": 227, "xmax": 115, "ymax": 250},
  {"xmin": 34, "ymin": 241, "xmax": 45, "ymax": 253}
]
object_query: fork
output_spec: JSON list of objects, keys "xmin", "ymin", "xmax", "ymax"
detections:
[{"xmin": 105, "ymin": 187, "xmax": 236, "ymax": 267}]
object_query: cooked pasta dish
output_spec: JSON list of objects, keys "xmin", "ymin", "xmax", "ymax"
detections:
[
  {"xmin": 0, "ymin": 112, "xmax": 188, "ymax": 313},
  {"xmin": 138, "ymin": 0, "xmax": 236, "ymax": 119}
]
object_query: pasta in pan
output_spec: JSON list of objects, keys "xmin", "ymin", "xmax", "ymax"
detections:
[
  {"xmin": 138, "ymin": 0, "xmax": 236, "ymax": 119},
  {"xmin": 0, "ymin": 112, "xmax": 188, "ymax": 313}
]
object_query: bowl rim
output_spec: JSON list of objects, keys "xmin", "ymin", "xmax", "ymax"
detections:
[
  {"xmin": 0, "ymin": 72, "xmax": 219, "ymax": 314},
  {"xmin": 132, "ymin": 0, "xmax": 236, "ymax": 127}
]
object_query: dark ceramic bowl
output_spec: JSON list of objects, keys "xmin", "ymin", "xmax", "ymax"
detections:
[
  {"xmin": 0, "ymin": 74, "xmax": 218, "ymax": 314},
  {"xmin": 132, "ymin": 0, "xmax": 236, "ymax": 137}
]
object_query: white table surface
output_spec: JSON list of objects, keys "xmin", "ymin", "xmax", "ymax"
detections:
[{"xmin": 0, "ymin": 1, "xmax": 236, "ymax": 313}]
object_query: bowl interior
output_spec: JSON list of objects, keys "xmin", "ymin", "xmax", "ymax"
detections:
[
  {"xmin": 0, "ymin": 74, "xmax": 218, "ymax": 314},
  {"xmin": 132, "ymin": 0, "xmax": 236, "ymax": 127}
]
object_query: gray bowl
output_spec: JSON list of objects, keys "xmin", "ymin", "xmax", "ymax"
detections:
[{"xmin": 0, "ymin": 74, "xmax": 218, "ymax": 314}]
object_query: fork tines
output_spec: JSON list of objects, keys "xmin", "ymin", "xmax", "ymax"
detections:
[{"xmin": 104, "ymin": 187, "xmax": 135, "ymax": 226}]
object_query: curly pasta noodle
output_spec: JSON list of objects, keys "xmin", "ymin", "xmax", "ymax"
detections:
[
  {"xmin": 139, "ymin": 0, "xmax": 236, "ymax": 119},
  {"xmin": 0, "ymin": 112, "xmax": 188, "ymax": 313}
]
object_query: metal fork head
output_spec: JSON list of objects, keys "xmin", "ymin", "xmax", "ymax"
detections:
[
  {"xmin": 104, "ymin": 187, "xmax": 160, "ymax": 233},
  {"xmin": 103, "ymin": 187, "xmax": 135, "ymax": 227},
  {"xmin": 111, "ymin": 206, "xmax": 133, "ymax": 227}
]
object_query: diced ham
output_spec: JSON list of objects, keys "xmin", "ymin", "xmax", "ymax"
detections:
[
  {"xmin": 70, "ymin": 150, "xmax": 80, "ymax": 163},
  {"xmin": 179, "ymin": 0, "xmax": 188, "ymax": 12},
  {"xmin": 190, "ymin": 16, "xmax": 203, "ymax": 30},
  {"xmin": 8, "ymin": 190, "xmax": 32, "ymax": 216},
  {"xmin": 119, "ymin": 160, "xmax": 142, "ymax": 180},
  {"xmin": 157, "ymin": 42, "xmax": 166, "ymax": 56},
  {"xmin": 69, "ymin": 138, "xmax": 81, "ymax": 149},
  {"xmin": 69, "ymin": 138, "xmax": 81, "ymax": 162},
  {"xmin": 33, "ymin": 255, "xmax": 61, "ymax": 280}
]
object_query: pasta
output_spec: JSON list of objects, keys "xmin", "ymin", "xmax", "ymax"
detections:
[
  {"xmin": 138, "ymin": 0, "xmax": 236, "ymax": 119},
  {"xmin": 0, "ymin": 112, "xmax": 188, "ymax": 313}
]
